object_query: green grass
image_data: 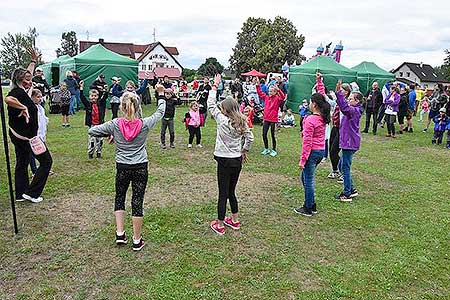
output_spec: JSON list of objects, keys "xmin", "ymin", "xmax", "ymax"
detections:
[{"xmin": 0, "ymin": 94, "xmax": 449, "ymax": 300}]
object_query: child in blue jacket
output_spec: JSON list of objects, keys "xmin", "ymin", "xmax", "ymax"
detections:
[{"xmin": 432, "ymin": 108, "xmax": 449, "ymax": 145}]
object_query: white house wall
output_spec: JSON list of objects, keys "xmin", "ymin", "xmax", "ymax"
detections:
[
  {"xmin": 395, "ymin": 65, "xmax": 421, "ymax": 85},
  {"xmin": 138, "ymin": 44, "xmax": 182, "ymax": 72}
]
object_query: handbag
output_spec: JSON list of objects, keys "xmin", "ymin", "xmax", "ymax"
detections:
[{"xmin": 9, "ymin": 127, "xmax": 47, "ymax": 155}]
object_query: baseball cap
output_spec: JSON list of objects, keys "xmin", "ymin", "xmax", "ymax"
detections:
[
  {"xmin": 35, "ymin": 67, "xmax": 43, "ymax": 72},
  {"xmin": 439, "ymin": 107, "xmax": 446, "ymax": 113},
  {"xmin": 99, "ymin": 74, "xmax": 105, "ymax": 79}
]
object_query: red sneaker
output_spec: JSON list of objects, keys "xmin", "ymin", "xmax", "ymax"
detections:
[
  {"xmin": 223, "ymin": 217, "xmax": 241, "ymax": 230},
  {"xmin": 210, "ymin": 220, "xmax": 225, "ymax": 235}
]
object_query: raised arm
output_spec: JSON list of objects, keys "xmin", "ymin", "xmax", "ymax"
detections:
[
  {"xmin": 112, "ymin": 83, "xmax": 124, "ymax": 97},
  {"xmin": 208, "ymin": 74, "xmax": 226, "ymax": 122},
  {"xmin": 136, "ymin": 79, "xmax": 149, "ymax": 95},
  {"xmin": 26, "ymin": 47, "xmax": 40, "ymax": 74},
  {"xmin": 88, "ymin": 120, "xmax": 115, "ymax": 137},
  {"xmin": 142, "ymin": 84, "xmax": 165, "ymax": 130},
  {"xmin": 315, "ymin": 73, "xmax": 326, "ymax": 96}
]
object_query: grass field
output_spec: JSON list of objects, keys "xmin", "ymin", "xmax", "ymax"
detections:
[{"xmin": 0, "ymin": 92, "xmax": 449, "ymax": 300}]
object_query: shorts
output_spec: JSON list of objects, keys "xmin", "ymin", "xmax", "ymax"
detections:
[
  {"xmin": 398, "ymin": 115, "xmax": 405, "ymax": 125},
  {"xmin": 406, "ymin": 109, "xmax": 414, "ymax": 120},
  {"xmin": 60, "ymin": 104, "xmax": 70, "ymax": 116},
  {"xmin": 429, "ymin": 110, "xmax": 439, "ymax": 119}
]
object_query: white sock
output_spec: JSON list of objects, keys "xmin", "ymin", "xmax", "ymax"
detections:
[
  {"xmin": 133, "ymin": 237, "xmax": 141, "ymax": 244},
  {"xmin": 116, "ymin": 231, "xmax": 124, "ymax": 236}
]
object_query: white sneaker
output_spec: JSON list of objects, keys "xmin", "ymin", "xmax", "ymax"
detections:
[
  {"xmin": 197, "ymin": 144, "xmax": 203, "ymax": 148},
  {"xmin": 22, "ymin": 194, "xmax": 43, "ymax": 203},
  {"xmin": 188, "ymin": 144, "xmax": 193, "ymax": 148}
]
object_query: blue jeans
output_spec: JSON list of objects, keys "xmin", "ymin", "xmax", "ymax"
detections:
[
  {"xmin": 301, "ymin": 150, "xmax": 325, "ymax": 209},
  {"xmin": 69, "ymin": 95, "xmax": 77, "ymax": 114},
  {"xmin": 75, "ymin": 90, "xmax": 81, "ymax": 110},
  {"xmin": 324, "ymin": 139, "xmax": 329, "ymax": 159},
  {"xmin": 340, "ymin": 150, "xmax": 356, "ymax": 195}
]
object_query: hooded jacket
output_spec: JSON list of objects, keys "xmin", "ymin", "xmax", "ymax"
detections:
[
  {"xmin": 384, "ymin": 92, "xmax": 401, "ymax": 113},
  {"xmin": 88, "ymin": 99, "xmax": 166, "ymax": 165},
  {"xmin": 80, "ymin": 91, "xmax": 107, "ymax": 126},
  {"xmin": 336, "ymin": 90, "xmax": 363, "ymax": 151},
  {"xmin": 63, "ymin": 76, "xmax": 78, "ymax": 95},
  {"xmin": 256, "ymin": 85, "xmax": 285, "ymax": 122}
]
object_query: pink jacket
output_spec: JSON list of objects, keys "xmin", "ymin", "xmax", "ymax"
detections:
[
  {"xmin": 256, "ymin": 85, "xmax": 285, "ymax": 122},
  {"xmin": 300, "ymin": 114, "xmax": 326, "ymax": 167},
  {"xmin": 188, "ymin": 110, "xmax": 201, "ymax": 127}
]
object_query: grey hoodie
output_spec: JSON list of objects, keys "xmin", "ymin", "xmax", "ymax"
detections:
[{"xmin": 88, "ymin": 99, "xmax": 166, "ymax": 165}]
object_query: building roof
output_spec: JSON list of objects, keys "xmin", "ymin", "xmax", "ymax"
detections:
[
  {"xmin": 138, "ymin": 67, "xmax": 181, "ymax": 80},
  {"xmin": 136, "ymin": 42, "xmax": 183, "ymax": 70},
  {"xmin": 79, "ymin": 39, "xmax": 179, "ymax": 60},
  {"xmin": 393, "ymin": 62, "xmax": 449, "ymax": 83}
]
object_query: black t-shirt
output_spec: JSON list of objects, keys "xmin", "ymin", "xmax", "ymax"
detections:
[
  {"xmin": 7, "ymin": 87, "xmax": 38, "ymax": 138},
  {"xmin": 198, "ymin": 84, "xmax": 211, "ymax": 113}
]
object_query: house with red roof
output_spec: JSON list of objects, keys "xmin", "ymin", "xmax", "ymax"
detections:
[{"xmin": 79, "ymin": 39, "xmax": 183, "ymax": 80}]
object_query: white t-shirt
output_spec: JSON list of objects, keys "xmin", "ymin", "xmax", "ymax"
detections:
[{"xmin": 36, "ymin": 104, "xmax": 49, "ymax": 141}]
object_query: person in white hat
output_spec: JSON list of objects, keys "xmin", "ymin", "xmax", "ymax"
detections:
[{"xmin": 32, "ymin": 67, "xmax": 50, "ymax": 107}]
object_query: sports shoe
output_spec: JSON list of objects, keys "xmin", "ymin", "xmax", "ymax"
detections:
[
  {"xmin": 16, "ymin": 198, "xmax": 26, "ymax": 202},
  {"xmin": 66, "ymin": 124, "xmax": 71, "ymax": 128},
  {"xmin": 197, "ymin": 144, "xmax": 203, "ymax": 148},
  {"xmin": 385, "ymin": 134, "xmax": 391, "ymax": 137},
  {"xmin": 132, "ymin": 237, "xmax": 145, "ymax": 251},
  {"xmin": 161, "ymin": 144, "xmax": 167, "ymax": 150},
  {"xmin": 350, "ymin": 188, "xmax": 359, "ymax": 198},
  {"xmin": 22, "ymin": 193, "xmax": 43, "ymax": 203},
  {"xmin": 409, "ymin": 128, "xmax": 413, "ymax": 133},
  {"xmin": 269, "ymin": 150, "xmax": 278, "ymax": 157},
  {"xmin": 311, "ymin": 203, "xmax": 318, "ymax": 214},
  {"xmin": 210, "ymin": 220, "xmax": 225, "ymax": 235},
  {"xmin": 261, "ymin": 148, "xmax": 270, "ymax": 155},
  {"xmin": 327, "ymin": 171, "xmax": 340, "ymax": 179},
  {"xmin": 337, "ymin": 175, "xmax": 344, "ymax": 184},
  {"xmin": 423, "ymin": 128, "xmax": 427, "ymax": 132},
  {"xmin": 170, "ymin": 143, "xmax": 175, "ymax": 148},
  {"xmin": 391, "ymin": 134, "xmax": 397, "ymax": 139},
  {"xmin": 188, "ymin": 144, "xmax": 193, "ymax": 148},
  {"xmin": 88, "ymin": 154, "xmax": 94, "ymax": 160},
  {"xmin": 62, "ymin": 124, "xmax": 66, "ymax": 128},
  {"xmin": 116, "ymin": 232, "xmax": 127, "ymax": 245},
  {"xmin": 96, "ymin": 153, "xmax": 102, "ymax": 159},
  {"xmin": 293, "ymin": 206, "xmax": 313, "ymax": 217},
  {"xmin": 321, "ymin": 157, "xmax": 327, "ymax": 163},
  {"xmin": 223, "ymin": 217, "xmax": 241, "ymax": 230},
  {"xmin": 335, "ymin": 192, "xmax": 352, "ymax": 202},
  {"xmin": 362, "ymin": 129, "xmax": 368, "ymax": 133}
]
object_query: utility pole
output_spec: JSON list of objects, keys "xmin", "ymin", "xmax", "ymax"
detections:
[
  {"xmin": 153, "ymin": 28, "xmax": 156, "ymax": 42},
  {"xmin": 86, "ymin": 30, "xmax": 90, "ymax": 41}
]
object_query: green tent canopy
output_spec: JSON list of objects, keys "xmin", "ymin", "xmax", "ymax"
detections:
[
  {"xmin": 351, "ymin": 61, "xmax": 395, "ymax": 95},
  {"xmin": 287, "ymin": 56, "xmax": 357, "ymax": 111},
  {"xmin": 41, "ymin": 54, "xmax": 71, "ymax": 87},
  {"xmin": 59, "ymin": 44, "xmax": 138, "ymax": 100}
]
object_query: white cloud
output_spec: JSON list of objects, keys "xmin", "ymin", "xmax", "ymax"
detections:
[{"xmin": 1, "ymin": 0, "xmax": 449, "ymax": 71}]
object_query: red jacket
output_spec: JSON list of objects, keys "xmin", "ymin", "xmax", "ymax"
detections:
[{"xmin": 256, "ymin": 85, "xmax": 285, "ymax": 122}]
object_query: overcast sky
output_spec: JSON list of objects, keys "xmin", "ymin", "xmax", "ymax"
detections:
[{"xmin": 1, "ymin": 0, "xmax": 449, "ymax": 71}]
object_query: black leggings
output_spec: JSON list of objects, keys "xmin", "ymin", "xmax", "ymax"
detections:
[
  {"xmin": 115, "ymin": 163, "xmax": 148, "ymax": 217},
  {"xmin": 329, "ymin": 126, "xmax": 340, "ymax": 172},
  {"xmin": 215, "ymin": 156, "xmax": 242, "ymax": 221},
  {"xmin": 188, "ymin": 125, "xmax": 201, "ymax": 145},
  {"xmin": 111, "ymin": 103, "xmax": 120, "ymax": 119},
  {"xmin": 262, "ymin": 121, "xmax": 276, "ymax": 150}
]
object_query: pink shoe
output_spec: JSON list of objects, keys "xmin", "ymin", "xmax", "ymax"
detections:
[
  {"xmin": 223, "ymin": 217, "xmax": 241, "ymax": 230},
  {"xmin": 210, "ymin": 220, "xmax": 225, "ymax": 235}
]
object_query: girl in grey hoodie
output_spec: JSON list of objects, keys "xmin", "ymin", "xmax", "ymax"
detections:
[{"xmin": 88, "ymin": 86, "xmax": 166, "ymax": 251}]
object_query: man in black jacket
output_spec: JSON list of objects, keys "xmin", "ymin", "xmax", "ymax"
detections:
[
  {"xmin": 32, "ymin": 67, "xmax": 50, "ymax": 106},
  {"xmin": 363, "ymin": 82, "xmax": 383, "ymax": 134},
  {"xmin": 160, "ymin": 89, "xmax": 181, "ymax": 149}
]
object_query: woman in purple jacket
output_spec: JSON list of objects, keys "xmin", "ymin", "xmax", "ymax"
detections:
[
  {"xmin": 383, "ymin": 86, "xmax": 401, "ymax": 138},
  {"xmin": 334, "ymin": 81, "xmax": 363, "ymax": 202}
]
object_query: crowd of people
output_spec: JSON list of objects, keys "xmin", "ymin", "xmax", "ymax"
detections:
[{"xmin": 4, "ymin": 47, "xmax": 450, "ymax": 250}]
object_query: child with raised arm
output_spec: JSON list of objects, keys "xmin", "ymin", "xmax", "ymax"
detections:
[
  {"xmin": 208, "ymin": 74, "xmax": 254, "ymax": 235},
  {"xmin": 88, "ymin": 86, "xmax": 166, "ymax": 251},
  {"xmin": 294, "ymin": 92, "xmax": 331, "ymax": 216}
]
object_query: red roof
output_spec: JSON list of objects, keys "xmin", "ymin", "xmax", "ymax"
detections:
[
  {"xmin": 138, "ymin": 67, "xmax": 181, "ymax": 80},
  {"xmin": 133, "ymin": 44, "xmax": 149, "ymax": 54}
]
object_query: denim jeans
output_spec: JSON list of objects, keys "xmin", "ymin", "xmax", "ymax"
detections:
[
  {"xmin": 301, "ymin": 150, "xmax": 325, "ymax": 209},
  {"xmin": 74, "ymin": 90, "xmax": 81, "ymax": 111},
  {"xmin": 340, "ymin": 149, "xmax": 356, "ymax": 195},
  {"xmin": 69, "ymin": 95, "xmax": 77, "ymax": 114}
]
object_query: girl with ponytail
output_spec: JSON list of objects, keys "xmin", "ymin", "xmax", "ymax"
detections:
[
  {"xmin": 88, "ymin": 85, "xmax": 166, "ymax": 251},
  {"xmin": 294, "ymin": 91, "xmax": 331, "ymax": 217}
]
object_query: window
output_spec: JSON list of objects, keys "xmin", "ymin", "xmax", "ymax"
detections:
[
  {"xmin": 433, "ymin": 73, "xmax": 438, "ymax": 78},
  {"xmin": 421, "ymin": 72, "xmax": 426, "ymax": 77},
  {"xmin": 142, "ymin": 65, "xmax": 146, "ymax": 70},
  {"xmin": 406, "ymin": 72, "xmax": 410, "ymax": 77},
  {"xmin": 400, "ymin": 72, "xmax": 403, "ymax": 77}
]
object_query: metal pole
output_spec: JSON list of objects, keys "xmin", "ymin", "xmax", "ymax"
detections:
[{"xmin": 0, "ymin": 70, "xmax": 19, "ymax": 234}]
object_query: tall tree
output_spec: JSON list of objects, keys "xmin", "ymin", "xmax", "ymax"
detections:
[
  {"xmin": 229, "ymin": 16, "xmax": 305, "ymax": 75},
  {"xmin": 0, "ymin": 27, "xmax": 42, "ymax": 78},
  {"xmin": 435, "ymin": 49, "xmax": 450, "ymax": 81},
  {"xmin": 56, "ymin": 31, "xmax": 78, "ymax": 57},
  {"xmin": 197, "ymin": 57, "xmax": 224, "ymax": 77},
  {"xmin": 182, "ymin": 68, "xmax": 198, "ymax": 82}
]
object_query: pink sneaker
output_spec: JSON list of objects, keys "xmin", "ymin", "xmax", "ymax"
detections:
[
  {"xmin": 210, "ymin": 220, "xmax": 225, "ymax": 235},
  {"xmin": 223, "ymin": 217, "xmax": 241, "ymax": 230}
]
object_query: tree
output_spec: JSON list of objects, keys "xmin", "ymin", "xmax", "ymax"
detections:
[
  {"xmin": 182, "ymin": 68, "xmax": 198, "ymax": 82},
  {"xmin": 435, "ymin": 49, "xmax": 450, "ymax": 81},
  {"xmin": 56, "ymin": 31, "xmax": 78, "ymax": 57},
  {"xmin": 229, "ymin": 16, "xmax": 305, "ymax": 75},
  {"xmin": 0, "ymin": 27, "xmax": 42, "ymax": 78},
  {"xmin": 197, "ymin": 57, "xmax": 224, "ymax": 77}
]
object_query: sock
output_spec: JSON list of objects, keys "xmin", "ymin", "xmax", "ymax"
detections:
[
  {"xmin": 133, "ymin": 237, "xmax": 141, "ymax": 244},
  {"xmin": 116, "ymin": 231, "xmax": 124, "ymax": 236}
]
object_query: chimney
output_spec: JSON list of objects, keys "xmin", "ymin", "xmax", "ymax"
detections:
[
  {"xmin": 99, "ymin": 38, "xmax": 104, "ymax": 44},
  {"xmin": 420, "ymin": 62, "xmax": 423, "ymax": 68}
]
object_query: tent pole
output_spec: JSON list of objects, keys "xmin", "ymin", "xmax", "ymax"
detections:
[{"xmin": 0, "ymin": 71, "xmax": 19, "ymax": 234}]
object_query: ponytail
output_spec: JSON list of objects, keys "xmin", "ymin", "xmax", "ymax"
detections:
[
  {"xmin": 121, "ymin": 92, "xmax": 139, "ymax": 121},
  {"xmin": 310, "ymin": 93, "xmax": 331, "ymax": 124}
]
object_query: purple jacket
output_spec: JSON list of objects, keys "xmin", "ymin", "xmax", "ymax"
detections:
[
  {"xmin": 336, "ymin": 91, "xmax": 363, "ymax": 151},
  {"xmin": 384, "ymin": 92, "xmax": 401, "ymax": 112}
]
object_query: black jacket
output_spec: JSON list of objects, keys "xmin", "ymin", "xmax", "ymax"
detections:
[
  {"xmin": 197, "ymin": 84, "xmax": 211, "ymax": 113},
  {"xmin": 32, "ymin": 75, "xmax": 51, "ymax": 95},
  {"xmin": 80, "ymin": 91, "xmax": 107, "ymax": 127},
  {"xmin": 164, "ymin": 96, "xmax": 181, "ymax": 118},
  {"xmin": 365, "ymin": 88, "xmax": 383, "ymax": 111},
  {"xmin": 398, "ymin": 93, "xmax": 409, "ymax": 117}
]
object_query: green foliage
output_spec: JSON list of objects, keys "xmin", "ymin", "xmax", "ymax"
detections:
[
  {"xmin": 229, "ymin": 16, "xmax": 305, "ymax": 75},
  {"xmin": 197, "ymin": 57, "xmax": 224, "ymax": 77},
  {"xmin": 0, "ymin": 27, "xmax": 42, "ymax": 78},
  {"xmin": 435, "ymin": 49, "xmax": 450, "ymax": 81},
  {"xmin": 55, "ymin": 31, "xmax": 78, "ymax": 57},
  {"xmin": 181, "ymin": 68, "xmax": 198, "ymax": 82}
]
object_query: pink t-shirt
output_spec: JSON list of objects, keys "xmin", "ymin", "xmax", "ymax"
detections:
[
  {"xmin": 299, "ymin": 114, "xmax": 326, "ymax": 167},
  {"xmin": 188, "ymin": 110, "xmax": 201, "ymax": 127}
]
